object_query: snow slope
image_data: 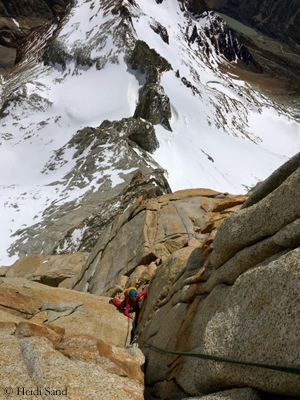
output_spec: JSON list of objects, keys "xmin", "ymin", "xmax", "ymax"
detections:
[{"xmin": 0, "ymin": 0, "xmax": 299, "ymax": 264}]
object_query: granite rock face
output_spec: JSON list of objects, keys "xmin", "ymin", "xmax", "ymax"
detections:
[
  {"xmin": 210, "ymin": 162, "xmax": 300, "ymax": 268},
  {"xmin": 4, "ymin": 158, "xmax": 300, "ymax": 399},
  {"xmin": 73, "ymin": 188, "xmax": 230, "ymax": 296},
  {"xmin": 5, "ymin": 253, "xmax": 88, "ymax": 289},
  {"xmin": 183, "ymin": 388, "xmax": 261, "ymax": 400},
  {"xmin": 173, "ymin": 248, "xmax": 300, "ymax": 396},
  {"xmin": 242, "ymin": 152, "xmax": 300, "ymax": 209},
  {"xmin": 135, "ymin": 158, "xmax": 300, "ymax": 399},
  {"xmin": 0, "ymin": 277, "xmax": 145, "ymax": 400}
]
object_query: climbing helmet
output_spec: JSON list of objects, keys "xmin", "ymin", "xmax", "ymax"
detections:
[{"xmin": 129, "ymin": 288, "xmax": 137, "ymax": 298}]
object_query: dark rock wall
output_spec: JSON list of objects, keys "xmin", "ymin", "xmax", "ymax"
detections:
[
  {"xmin": 0, "ymin": 0, "xmax": 70, "ymax": 70},
  {"xmin": 206, "ymin": 0, "xmax": 300, "ymax": 49},
  {"xmin": 0, "ymin": 0, "xmax": 67, "ymax": 18},
  {"xmin": 179, "ymin": 0, "xmax": 210, "ymax": 16}
]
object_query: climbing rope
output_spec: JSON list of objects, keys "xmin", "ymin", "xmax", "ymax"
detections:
[
  {"xmin": 125, "ymin": 315, "xmax": 131, "ymax": 347},
  {"xmin": 140, "ymin": 340, "xmax": 300, "ymax": 375}
]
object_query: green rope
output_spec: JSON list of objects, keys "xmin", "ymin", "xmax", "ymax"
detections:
[{"xmin": 141, "ymin": 340, "xmax": 300, "ymax": 375}]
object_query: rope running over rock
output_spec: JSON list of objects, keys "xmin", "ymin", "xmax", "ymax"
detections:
[{"xmin": 141, "ymin": 340, "xmax": 300, "ymax": 375}]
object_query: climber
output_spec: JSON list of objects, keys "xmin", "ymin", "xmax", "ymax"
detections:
[{"xmin": 109, "ymin": 286, "xmax": 147, "ymax": 319}]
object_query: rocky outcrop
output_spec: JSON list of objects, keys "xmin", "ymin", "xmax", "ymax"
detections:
[
  {"xmin": 0, "ymin": 277, "xmax": 144, "ymax": 400},
  {"xmin": 5, "ymin": 253, "xmax": 88, "ymax": 289},
  {"xmin": 42, "ymin": 41, "xmax": 72, "ymax": 71},
  {"xmin": 100, "ymin": 117, "xmax": 159, "ymax": 153},
  {"xmin": 157, "ymin": 0, "xmax": 209, "ymax": 17},
  {"xmin": 73, "ymin": 188, "xmax": 233, "ymax": 296},
  {"xmin": 210, "ymin": 163, "xmax": 300, "ymax": 267},
  {"xmin": 127, "ymin": 40, "xmax": 173, "ymax": 131},
  {"xmin": 134, "ymin": 84, "xmax": 172, "ymax": 131},
  {"xmin": 178, "ymin": 0, "xmax": 210, "ymax": 18},
  {"xmin": 150, "ymin": 22, "xmax": 169, "ymax": 44},
  {"xmin": 0, "ymin": 0, "xmax": 70, "ymax": 70},
  {"xmin": 134, "ymin": 155, "xmax": 300, "ymax": 399},
  {"xmin": 187, "ymin": 11, "xmax": 261, "ymax": 70},
  {"xmin": 157, "ymin": 1, "xmax": 260, "ymax": 71},
  {"xmin": 0, "ymin": 277, "xmax": 132, "ymax": 345},
  {"xmin": 127, "ymin": 40, "xmax": 171, "ymax": 85},
  {"xmin": 242, "ymin": 152, "xmax": 300, "ymax": 209},
  {"xmin": 168, "ymin": 248, "xmax": 300, "ymax": 396}
]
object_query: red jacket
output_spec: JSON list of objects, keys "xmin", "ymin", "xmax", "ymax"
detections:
[{"xmin": 124, "ymin": 290, "xmax": 147, "ymax": 318}]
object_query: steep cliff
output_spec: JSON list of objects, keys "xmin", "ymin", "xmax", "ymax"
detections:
[
  {"xmin": 0, "ymin": 0, "xmax": 71, "ymax": 70},
  {"xmin": 137, "ymin": 152, "xmax": 300, "ymax": 399},
  {"xmin": 2, "ymin": 154, "xmax": 300, "ymax": 399}
]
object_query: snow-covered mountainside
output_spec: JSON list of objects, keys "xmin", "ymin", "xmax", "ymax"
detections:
[{"xmin": 0, "ymin": 0, "xmax": 299, "ymax": 265}]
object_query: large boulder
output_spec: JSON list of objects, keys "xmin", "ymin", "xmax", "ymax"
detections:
[
  {"xmin": 0, "ymin": 277, "xmax": 131, "ymax": 346},
  {"xmin": 0, "ymin": 277, "xmax": 145, "ymax": 400}
]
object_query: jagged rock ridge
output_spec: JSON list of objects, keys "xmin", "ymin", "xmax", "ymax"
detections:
[{"xmin": 8, "ymin": 124, "xmax": 170, "ymax": 259}]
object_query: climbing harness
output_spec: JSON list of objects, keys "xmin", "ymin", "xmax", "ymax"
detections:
[{"xmin": 141, "ymin": 340, "xmax": 300, "ymax": 375}]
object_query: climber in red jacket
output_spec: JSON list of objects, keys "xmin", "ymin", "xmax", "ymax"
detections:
[{"xmin": 110, "ymin": 286, "xmax": 147, "ymax": 319}]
